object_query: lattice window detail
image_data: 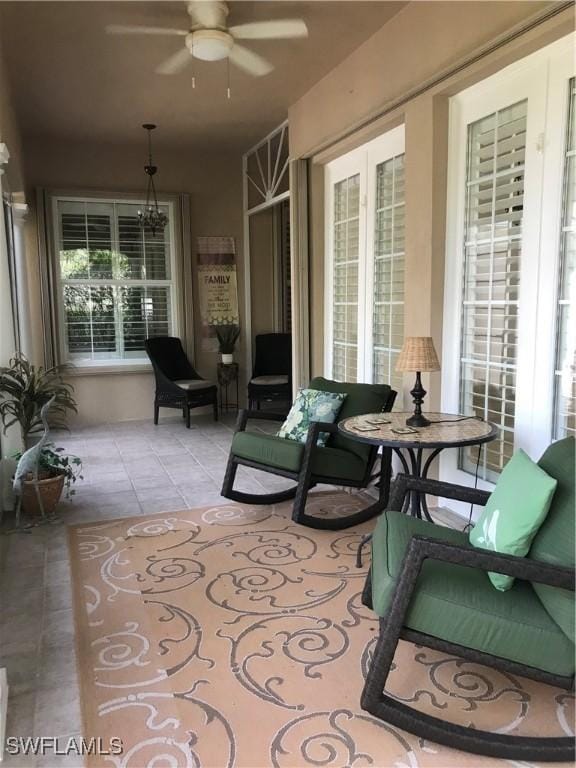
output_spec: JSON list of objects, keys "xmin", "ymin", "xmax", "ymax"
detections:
[{"xmin": 245, "ymin": 123, "xmax": 289, "ymax": 211}]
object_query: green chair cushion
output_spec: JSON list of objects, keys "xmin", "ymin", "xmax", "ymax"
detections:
[
  {"xmin": 530, "ymin": 436, "xmax": 576, "ymax": 642},
  {"xmin": 469, "ymin": 449, "xmax": 557, "ymax": 591},
  {"xmin": 371, "ymin": 510, "xmax": 575, "ymax": 677},
  {"xmin": 308, "ymin": 377, "xmax": 393, "ymax": 462},
  {"xmin": 231, "ymin": 431, "xmax": 367, "ymax": 483}
]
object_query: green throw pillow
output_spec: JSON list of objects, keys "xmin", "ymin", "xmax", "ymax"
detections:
[
  {"xmin": 469, "ymin": 449, "xmax": 557, "ymax": 591},
  {"xmin": 277, "ymin": 388, "xmax": 347, "ymax": 447}
]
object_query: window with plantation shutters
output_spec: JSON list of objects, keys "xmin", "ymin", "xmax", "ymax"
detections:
[
  {"xmin": 332, "ymin": 174, "xmax": 360, "ymax": 382},
  {"xmin": 443, "ymin": 35, "xmax": 575, "ymax": 499},
  {"xmin": 372, "ymin": 154, "xmax": 405, "ymax": 394},
  {"xmin": 554, "ymin": 78, "xmax": 576, "ymax": 439},
  {"xmin": 325, "ymin": 126, "xmax": 405, "ymax": 391},
  {"xmin": 54, "ymin": 198, "xmax": 176, "ymax": 364},
  {"xmin": 459, "ymin": 101, "xmax": 527, "ymax": 482}
]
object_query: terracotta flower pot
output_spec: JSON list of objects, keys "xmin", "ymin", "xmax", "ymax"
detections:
[{"xmin": 21, "ymin": 472, "xmax": 66, "ymax": 518}]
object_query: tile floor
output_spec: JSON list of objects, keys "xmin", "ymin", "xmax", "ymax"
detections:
[
  {"xmin": 0, "ymin": 412, "xmax": 460, "ymax": 766},
  {"xmin": 0, "ymin": 412, "xmax": 301, "ymax": 766}
]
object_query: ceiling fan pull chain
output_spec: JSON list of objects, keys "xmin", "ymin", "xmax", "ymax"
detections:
[
  {"xmin": 192, "ymin": 75, "xmax": 196, "ymax": 90},
  {"xmin": 227, "ymin": 57, "xmax": 231, "ymax": 100}
]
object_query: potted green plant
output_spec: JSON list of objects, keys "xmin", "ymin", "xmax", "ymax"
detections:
[
  {"xmin": 213, "ymin": 325, "xmax": 240, "ymax": 364},
  {"xmin": 13, "ymin": 444, "xmax": 83, "ymax": 518},
  {"xmin": 0, "ymin": 354, "xmax": 78, "ymax": 445},
  {"xmin": 0, "ymin": 354, "xmax": 81, "ymax": 517}
]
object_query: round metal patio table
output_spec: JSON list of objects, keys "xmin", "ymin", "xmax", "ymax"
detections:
[{"xmin": 338, "ymin": 412, "xmax": 497, "ymax": 521}]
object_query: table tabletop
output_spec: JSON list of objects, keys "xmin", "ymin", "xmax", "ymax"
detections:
[{"xmin": 339, "ymin": 412, "xmax": 497, "ymax": 449}]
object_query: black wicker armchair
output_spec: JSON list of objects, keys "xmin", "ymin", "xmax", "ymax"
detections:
[
  {"xmin": 361, "ymin": 436, "xmax": 575, "ymax": 762},
  {"xmin": 145, "ymin": 336, "xmax": 218, "ymax": 427},
  {"xmin": 247, "ymin": 333, "xmax": 292, "ymax": 410}
]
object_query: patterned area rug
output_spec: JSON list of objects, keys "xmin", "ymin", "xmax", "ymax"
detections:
[{"xmin": 68, "ymin": 492, "xmax": 574, "ymax": 768}]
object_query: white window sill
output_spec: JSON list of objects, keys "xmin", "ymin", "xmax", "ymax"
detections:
[{"xmin": 62, "ymin": 362, "xmax": 153, "ymax": 377}]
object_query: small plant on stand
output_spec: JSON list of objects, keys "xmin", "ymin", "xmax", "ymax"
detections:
[{"xmin": 213, "ymin": 325, "xmax": 240, "ymax": 364}]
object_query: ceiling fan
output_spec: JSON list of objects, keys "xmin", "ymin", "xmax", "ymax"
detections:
[{"xmin": 106, "ymin": 1, "xmax": 308, "ymax": 78}]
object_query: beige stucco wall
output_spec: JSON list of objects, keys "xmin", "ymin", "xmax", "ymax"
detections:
[
  {"xmin": 0, "ymin": 38, "xmax": 26, "ymax": 468},
  {"xmin": 295, "ymin": 1, "xmax": 574, "ymax": 409},
  {"xmin": 21, "ymin": 139, "xmax": 244, "ymax": 425},
  {"xmin": 249, "ymin": 206, "xmax": 276, "ymax": 341},
  {"xmin": 0, "ymin": 37, "xmax": 24, "ymax": 195},
  {"xmin": 289, "ymin": 1, "xmax": 559, "ymax": 159}
]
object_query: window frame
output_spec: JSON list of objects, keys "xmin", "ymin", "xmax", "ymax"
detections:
[
  {"xmin": 365, "ymin": 143, "xmax": 406, "ymax": 392},
  {"xmin": 324, "ymin": 125, "xmax": 405, "ymax": 388},
  {"xmin": 47, "ymin": 190, "xmax": 186, "ymax": 374},
  {"xmin": 441, "ymin": 34, "xmax": 574, "ymax": 499},
  {"xmin": 549, "ymin": 74, "xmax": 575, "ymax": 439}
]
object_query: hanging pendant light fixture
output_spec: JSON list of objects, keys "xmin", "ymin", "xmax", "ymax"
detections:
[{"xmin": 138, "ymin": 123, "xmax": 168, "ymax": 236}]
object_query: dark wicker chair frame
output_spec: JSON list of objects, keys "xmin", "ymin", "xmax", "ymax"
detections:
[
  {"xmin": 361, "ymin": 474, "xmax": 575, "ymax": 763},
  {"xmin": 221, "ymin": 406, "xmax": 396, "ymax": 530},
  {"xmin": 247, "ymin": 333, "xmax": 292, "ymax": 410},
  {"xmin": 145, "ymin": 337, "xmax": 218, "ymax": 427}
]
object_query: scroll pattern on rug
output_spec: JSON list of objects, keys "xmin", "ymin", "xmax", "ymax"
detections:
[{"xmin": 68, "ymin": 493, "xmax": 574, "ymax": 768}]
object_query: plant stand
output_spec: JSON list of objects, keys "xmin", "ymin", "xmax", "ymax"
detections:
[{"xmin": 217, "ymin": 362, "xmax": 239, "ymax": 414}]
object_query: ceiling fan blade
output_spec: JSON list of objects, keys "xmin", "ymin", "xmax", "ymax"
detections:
[
  {"xmin": 228, "ymin": 43, "xmax": 274, "ymax": 77},
  {"xmin": 106, "ymin": 24, "xmax": 187, "ymax": 36},
  {"xmin": 187, "ymin": 1, "xmax": 227, "ymax": 29},
  {"xmin": 229, "ymin": 19, "xmax": 308, "ymax": 40},
  {"xmin": 155, "ymin": 47, "xmax": 192, "ymax": 75}
]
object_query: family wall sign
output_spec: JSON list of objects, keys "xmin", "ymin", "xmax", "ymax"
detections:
[{"xmin": 197, "ymin": 236, "xmax": 239, "ymax": 349}]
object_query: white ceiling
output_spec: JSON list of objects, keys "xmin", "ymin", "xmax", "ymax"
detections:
[{"xmin": 0, "ymin": 1, "xmax": 407, "ymax": 152}]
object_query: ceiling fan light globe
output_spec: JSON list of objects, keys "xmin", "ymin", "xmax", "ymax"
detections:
[{"xmin": 190, "ymin": 29, "xmax": 233, "ymax": 61}]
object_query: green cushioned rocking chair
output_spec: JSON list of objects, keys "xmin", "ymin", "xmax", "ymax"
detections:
[
  {"xmin": 221, "ymin": 377, "xmax": 397, "ymax": 529},
  {"xmin": 362, "ymin": 436, "xmax": 575, "ymax": 762}
]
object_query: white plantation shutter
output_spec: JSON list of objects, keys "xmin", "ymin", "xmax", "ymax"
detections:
[
  {"xmin": 444, "ymin": 37, "xmax": 575, "ymax": 499},
  {"xmin": 372, "ymin": 154, "xmax": 405, "ymax": 395},
  {"xmin": 326, "ymin": 126, "xmax": 405, "ymax": 388},
  {"xmin": 554, "ymin": 78, "xmax": 576, "ymax": 438},
  {"xmin": 56, "ymin": 199, "xmax": 175, "ymax": 364},
  {"xmin": 279, "ymin": 199, "xmax": 292, "ymax": 333},
  {"xmin": 332, "ymin": 175, "xmax": 360, "ymax": 382},
  {"xmin": 459, "ymin": 101, "xmax": 527, "ymax": 481},
  {"xmin": 117, "ymin": 204, "xmax": 171, "ymax": 281}
]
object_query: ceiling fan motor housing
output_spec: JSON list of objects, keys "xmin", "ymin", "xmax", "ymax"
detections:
[{"xmin": 186, "ymin": 29, "xmax": 234, "ymax": 61}]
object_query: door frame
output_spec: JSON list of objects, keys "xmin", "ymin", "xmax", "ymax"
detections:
[
  {"xmin": 441, "ymin": 33, "xmax": 574, "ymax": 505},
  {"xmin": 324, "ymin": 125, "xmax": 405, "ymax": 384}
]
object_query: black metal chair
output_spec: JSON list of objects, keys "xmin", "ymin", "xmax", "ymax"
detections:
[
  {"xmin": 145, "ymin": 336, "xmax": 218, "ymax": 427},
  {"xmin": 361, "ymin": 436, "xmax": 575, "ymax": 762},
  {"xmin": 222, "ymin": 376, "xmax": 397, "ymax": 529},
  {"xmin": 247, "ymin": 333, "xmax": 292, "ymax": 410}
]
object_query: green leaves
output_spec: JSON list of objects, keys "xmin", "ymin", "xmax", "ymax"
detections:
[
  {"xmin": 0, "ymin": 354, "xmax": 78, "ymax": 444},
  {"xmin": 14, "ymin": 442, "xmax": 83, "ymax": 500},
  {"xmin": 212, "ymin": 325, "xmax": 240, "ymax": 354}
]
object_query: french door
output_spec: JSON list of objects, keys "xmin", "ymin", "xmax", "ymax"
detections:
[
  {"xmin": 324, "ymin": 126, "xmax": 405, "ymax": 396},
  {"xmin": 442, "ymin": 34, "xmax": 575, "ymax": 493}
]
